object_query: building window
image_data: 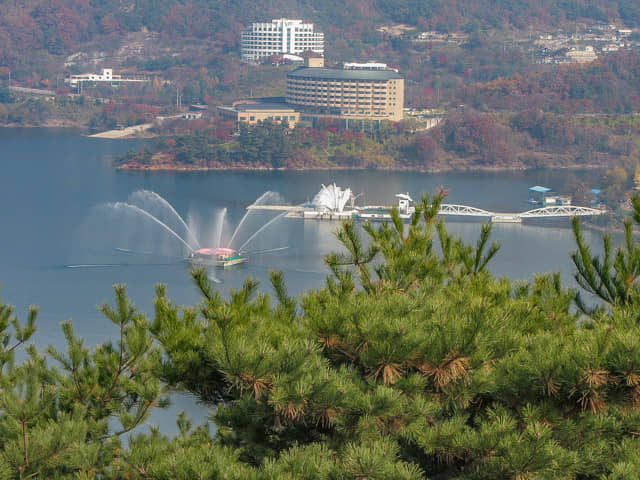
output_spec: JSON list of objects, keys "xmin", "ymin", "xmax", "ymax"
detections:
[{"xmin": 250, "ymin": 116, "xmax": 255, "ymax": 121}]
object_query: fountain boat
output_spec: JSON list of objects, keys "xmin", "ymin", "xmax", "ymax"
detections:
[{"xmin": 187, "ymin": 247, "xmax": 248, "ymax": 268}]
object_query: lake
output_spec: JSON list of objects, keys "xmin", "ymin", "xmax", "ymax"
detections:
[{"xmin": 0, "ymin": 127, "xmax": 606, "ymax": 433}]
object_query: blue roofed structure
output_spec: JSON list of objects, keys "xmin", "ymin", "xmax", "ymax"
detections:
[{"xmin": 528, "ymin": 185, "xmax": 572, "ymax": 206}]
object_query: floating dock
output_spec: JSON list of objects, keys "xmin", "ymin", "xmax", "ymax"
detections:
[
  {"xmin": 248, "ymin": 203, "xmax": 606, "ymax": 222},
  {"xmin": 247, "ymin": 184, "xmax": 606, "ymax": 222}
]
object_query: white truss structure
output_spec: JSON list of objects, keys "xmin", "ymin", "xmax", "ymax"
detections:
[
  {"xmin": 518, "ymin": 206, "xmax": 605, "ymax": 218},
  {"xmin": 248, "ymin": 203, "xmax": 606, "ymax": 221},
  {"xmin": 438, "ymin": 204, "xmax": 493, "ymax": 217},
  {"xmin": 437, "ymin": 204, "xmax": 605, "ymax": 219}
]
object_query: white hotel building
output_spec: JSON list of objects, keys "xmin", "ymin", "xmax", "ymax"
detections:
[{"xmin": 241, "ymin": 18, "xmax": 324, "ymax": 63}]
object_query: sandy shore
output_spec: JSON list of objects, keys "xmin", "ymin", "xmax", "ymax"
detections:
[
  {"xmin": 88, "ymin": 122, "xmax": 155, "ymax": 139},
  {"xmin": 88, "ymin": 114, "xmax": 184, "ymax": 138}
]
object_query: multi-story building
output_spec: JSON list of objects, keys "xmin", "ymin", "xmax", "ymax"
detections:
[
  {"xmin": 286, "ymin": 57, "xmax": 404, "ymax": 123},
  {"xmin": 241, "ymin": 18, "xmax": 324, "ymax": 63}
]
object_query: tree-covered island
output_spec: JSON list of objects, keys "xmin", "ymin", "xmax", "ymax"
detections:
[{"xmin": 3, "ymin": 193, "xmax": 640, "ymax": 478}]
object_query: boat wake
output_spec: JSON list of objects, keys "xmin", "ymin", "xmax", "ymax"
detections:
[
  {"xmin": 66, "ymin": 264, "xmax": 126, "ymax": 268},
  {"xmin": 247, "ymin": 246, "xmax": 290, "ymax": 255},
  {"xmin": 65, "ymin": 262, "xmax": 177, "ymax": 268},
  {"xmin": 113, "ymin": 247, "xmax": 156, "ymax": 256}
]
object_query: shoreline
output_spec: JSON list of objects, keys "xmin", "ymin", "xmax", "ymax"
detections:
[
  {"xmin": 0, "ymin": 124, "xmax": 608, "ymax": 176},
  {"xmin": 115, "ymin": 162, "xmax": 606, "ymax": 174}
]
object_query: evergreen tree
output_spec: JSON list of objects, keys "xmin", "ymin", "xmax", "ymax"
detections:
[
  {"xmin": 5, "ymin": 193, "xmax": 640, "ymax": 477},
  {"xmin": 0, "ymin": 286, "xmax": 167, "ymax": 478},
  {"xmin": 572, "ymin": 196, "xmax": 640, "ymax": 312}
]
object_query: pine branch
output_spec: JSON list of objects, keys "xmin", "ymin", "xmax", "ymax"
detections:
[
  {"xmin": 571, "ymin": 213, "xmax": 640, "ymax": 310},
  {"xmin": 270, "ymin": 270, "xmax": 297, "ymax": 322}
]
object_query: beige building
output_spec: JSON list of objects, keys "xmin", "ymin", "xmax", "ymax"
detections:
[
  {"xmin": 286, "ymin": 57, "xmax": 404, "ymax": 123},
  {"xmin": 217, "ymin": 103, "xmax": 300, "ymax": 126}
]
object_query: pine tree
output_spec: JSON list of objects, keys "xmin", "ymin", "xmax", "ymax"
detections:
[
  {"xmin": 6, "ymin": 191, "xmax": 640, "ymax": 478},
  {"xmin": 0, "ymin": 286, "xmax": 168, "ymax": 478},
  {"xmin": 152, "ymin": 194, "xmax": 640, "ymax": 478},
  {"xmin": 572, "ymin": 195, "xmax": 640, "ymax": 312}
]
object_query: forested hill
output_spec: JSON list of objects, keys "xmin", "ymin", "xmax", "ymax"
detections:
[
  {"xmin": 458, "ymin": 50, "xmax": 640, "ymax": 113},
  {"xmin": 2, "ymin": 0, "xmax": 640, "ymax": 70}
]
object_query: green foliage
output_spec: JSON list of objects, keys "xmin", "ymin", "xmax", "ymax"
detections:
[
  {"xmin": 148, "ymin": 193, "xmax": 640, "ymax": 478},
  {"xmin": 237, "ymin": 121, "xmax": 293, "ymax": 168},
  {"xmin": 362, "ymin": 193, "xmax": 445, "ymax": 291},
  {"xmin": 0, "ymin": 286, "xmax": 166, "ymax": 478},
  {"xmin": 572, "ymin": 197, "xmax": 640, "ymax": 311},
  {"xmin": 7, "ymin": 191, "xmax": 640, "ymax": 476},
  {"xmin": 0, "ymin": 86, "xmax": 14, "ymax": 104}
]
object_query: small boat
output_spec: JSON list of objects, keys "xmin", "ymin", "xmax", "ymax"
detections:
[{"xmin": 187, "ymin": 247, "xmax": 248, "ymax": 268}]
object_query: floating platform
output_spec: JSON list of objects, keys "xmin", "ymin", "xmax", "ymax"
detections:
[
  {"xmin": 252, "ymin": 203, "xmax": 605, "ymax": 222},
  {"xmin": 248, "ymin": 185, "xmax": 606, "ymax": 223},
  {"xmin": 301, "ymin": 210, "xmax": 355, "ymax": 220},
  {"xmin": 491, "ymin": 215, "xmax": 522, "ymax": 224}
]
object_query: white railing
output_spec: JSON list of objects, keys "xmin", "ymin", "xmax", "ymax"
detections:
[
  {"xmin": 437, "ymin": 204, "xmax": 605, "ymax": 219},
  {"xmin": 438, "ymin": 204, "xmax": 493, "ymax": 217},
  {"xmin": 518, "ymin": 205, "xmax": 605, "ymax": 218},
  {"xmin": 248, "ymin": 203, "xmax": 606, "ymax": 220}
]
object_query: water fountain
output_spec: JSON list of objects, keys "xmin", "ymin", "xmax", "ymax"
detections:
[
  {"xmin": 128, "ymin": 190, "xmax": 200, "ymax": 250},
  {"xmin": 72, "ymin": 190, "xmax": 287, "ymax": 270},
  {"xmin": 187, "ymin": 191, "xmax": 286, "ymax": 268},
  {"xmin": 110, "ymin": 202, "xmax": 197, "ymax": 253}
]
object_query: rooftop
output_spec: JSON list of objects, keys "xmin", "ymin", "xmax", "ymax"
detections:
[
  {"xmin": 233, "ymin": 103, "xmax": 296, "ymax": 112},
  {"xmin": 288, "ymin": 66, "xmax": 403, "ymax": 81}
]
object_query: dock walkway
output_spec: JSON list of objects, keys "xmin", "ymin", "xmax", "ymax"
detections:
[{"xmin": 249, "ymin": 203, "xmax": 606, "ymax": 222}]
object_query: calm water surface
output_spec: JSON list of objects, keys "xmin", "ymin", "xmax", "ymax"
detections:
[{"xmin": 0, "ymin": 127, "xmax": 605, "ymax": 432}]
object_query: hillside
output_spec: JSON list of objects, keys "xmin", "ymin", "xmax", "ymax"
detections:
[{"xmin": 2, "ymin": 0, "xmax": 640, "ymax": 88}]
